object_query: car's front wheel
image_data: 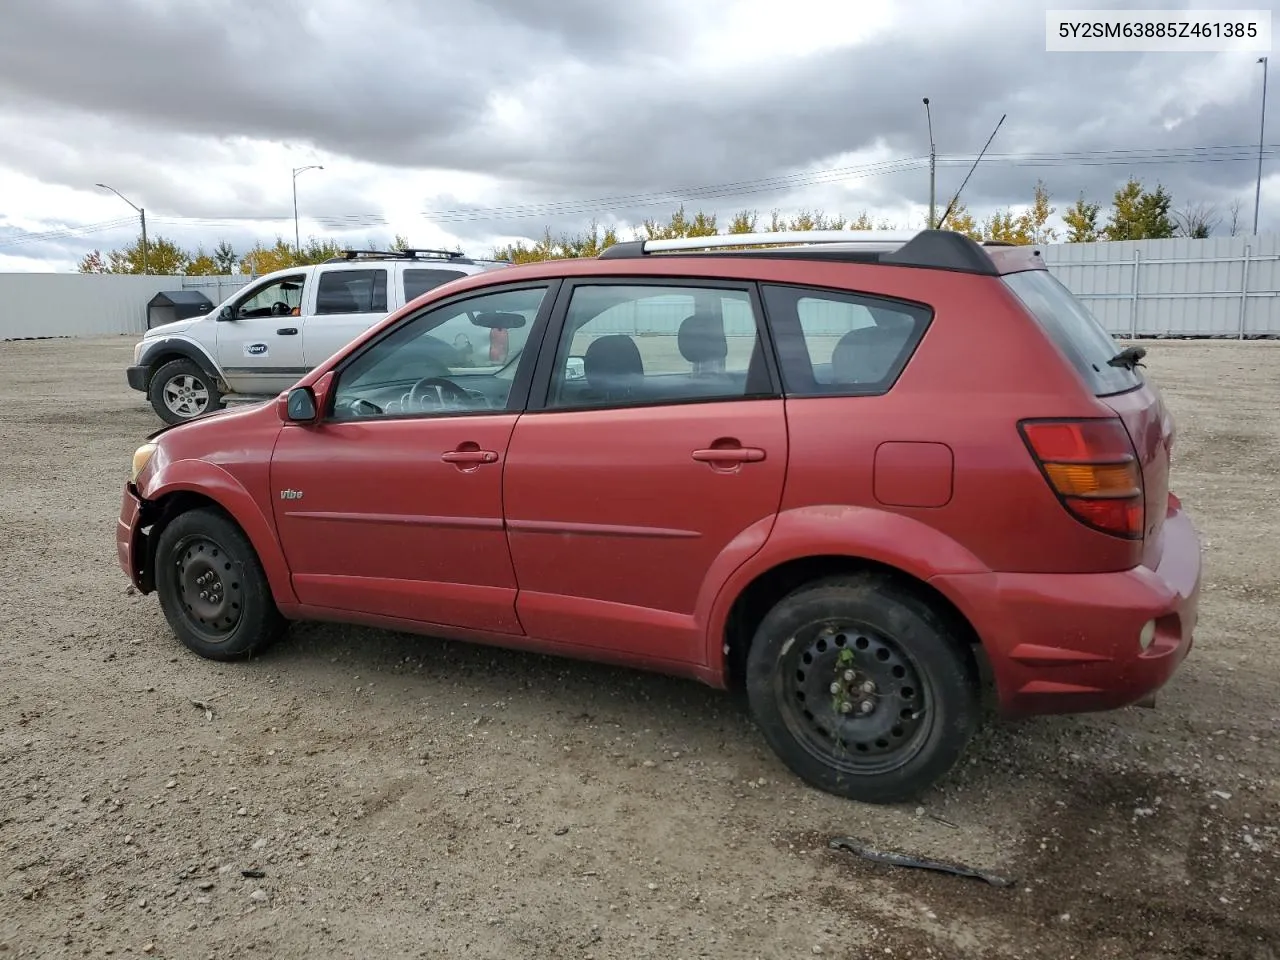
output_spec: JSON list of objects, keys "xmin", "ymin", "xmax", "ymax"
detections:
[
  {"xmin": 745, "ymin": 573, "xmax": 980, "ymax": 805},
  {"xmin": 153, "ymin": 507, "xmax": 286, "ymax": 660},
  {"xmin": 148, "ymin": 358, "xmax": 222, "ymax": 424}
]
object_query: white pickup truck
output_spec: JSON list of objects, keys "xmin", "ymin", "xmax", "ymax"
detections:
[{"xmin": 126, "ymin": 248, "xmax": 511, "ymax": 423}]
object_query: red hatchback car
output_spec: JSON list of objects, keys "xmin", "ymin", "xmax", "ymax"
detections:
[{"xmin": 117, "ymin": 229, "xmax": 1201, "ymax": 803}]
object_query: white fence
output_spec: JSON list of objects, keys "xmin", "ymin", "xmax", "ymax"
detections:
[
  {"xmin": 3, "ymin": 235, "xmax": 1280, "ymax": 340},
  {"xmin": 1041, "ymin": 235, "xmax": 1280, "ymax": 339},
  {"xmin": 0, "ymin": 274, "xmax": 254, "ymax": 340}
]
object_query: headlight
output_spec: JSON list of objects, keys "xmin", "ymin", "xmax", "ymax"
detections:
[
  {"xmin": 133, "ymin": 341, "xmax": 144, "ymax": 364},
  {"xmin": 131, "ymin": 442, "xmax": 157, "ymax": 483}
]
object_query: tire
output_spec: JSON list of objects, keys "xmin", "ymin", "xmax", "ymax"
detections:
[
  {"xmin": 744, "ymin": 573, "xmax": 979, "ymax": 805},
  {"xmin": 148, "ymin": 358, "xmax": 222, "ymax": 425},
  {"xmin": 153, "ymin": 507, "xmax": 286, "ymax": 661}
]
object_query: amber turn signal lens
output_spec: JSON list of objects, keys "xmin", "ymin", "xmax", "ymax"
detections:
[
  {"xmin": 1042, "ymin": 461, "xmax": 1141, "ymax": 498},
  {"xmin": 1019, "ymin": 418, "xmax": 1144, "ymax": 539}
]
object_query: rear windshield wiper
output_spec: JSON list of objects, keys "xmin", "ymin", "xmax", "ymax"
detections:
[{"xmin": 1108, "ymin": 344, "xmax": 1146, "ymax": 370}]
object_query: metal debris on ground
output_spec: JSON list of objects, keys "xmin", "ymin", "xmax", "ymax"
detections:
[
  {"xmin": 829, "ymin": 836, "xmax": 1014, "ymax": 887},
  {"xmin": 190, "ymin": 698, "xmax": 216, "ymax": 721}
]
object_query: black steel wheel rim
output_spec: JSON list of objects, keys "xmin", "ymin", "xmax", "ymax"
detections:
[
  {"xmin": 173, "ymin": 535, "xmax": 243, "ymax": 642},
  {"xmin": 775, "ymin": 621, "xmax": 933, "ymax": 776}
]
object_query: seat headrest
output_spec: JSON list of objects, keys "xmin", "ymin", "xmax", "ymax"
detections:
[
  {"xmin": 677, "ymin": 312, "xmax": 728, "ymax": 365},
  {"xmin": 583, "ymin": 335, "xmax": 644, "ymax": 390},
  {"xmin": 830, "ymin": 321, "xmax": 914, "ymax": 384}
]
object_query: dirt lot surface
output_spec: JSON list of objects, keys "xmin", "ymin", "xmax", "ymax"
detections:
[{"xmin": 1, "ymin": 335, "xmax": 1277, "ymax": 960}]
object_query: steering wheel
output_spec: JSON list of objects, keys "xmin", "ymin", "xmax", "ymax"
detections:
[
  {"xmin": 407, "ymin": 376, "xmax": 473, "ymax": 411},
  {"xmin": 270, "ymin": 301, "xmax": 291, "ymax": 317}
]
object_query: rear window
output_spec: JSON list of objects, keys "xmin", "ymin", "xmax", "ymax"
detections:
[
  {"xmin": 404, "ymin": 268, "xmax": 467, "ymax": 301},
  {"xmin": 1003, "ymin": 270, "xmax": 1141, "ymax": 396}
]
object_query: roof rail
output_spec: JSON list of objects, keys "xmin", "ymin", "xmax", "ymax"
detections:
[
  {"xmin": 399, "ymin": 248, "xmax": 467, "ymax": 259},
  {"xmin": 322, "ymin": 248, "xmax": 475, "ymax": 264},
  {"xmin": 597, "ymin": 228, "xmax": 1000, "ymax": 276}
]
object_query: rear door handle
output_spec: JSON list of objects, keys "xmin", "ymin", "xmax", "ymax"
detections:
[
  {"xmin": 691, "ymin": 447, "xmax": 765, "ymax": 463},
  {"xmin": 277, "ymin": 327, "xmax": 298, "ymax": 335},
  {"xmin": 441, "ymin": 449, "xmax": 499, "ymax": 464}
]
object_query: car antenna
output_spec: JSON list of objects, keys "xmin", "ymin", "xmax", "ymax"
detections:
[{"xmin": 935, "ymin": 113, "xmax": 1006, "ymax": 231}]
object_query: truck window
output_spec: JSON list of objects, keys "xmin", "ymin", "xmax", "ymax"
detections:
[
  {"xmin": 404, "ymin": 268, "xmax": 468, "ymax": 301},
  {"xmin": 315, "ymin": 269, "xmax": 389, "ymax": 315}
]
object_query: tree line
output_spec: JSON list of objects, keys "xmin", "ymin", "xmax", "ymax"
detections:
[{"xmin": 77, "ymin": 177, "xmax": 1243, "ymax": 274}]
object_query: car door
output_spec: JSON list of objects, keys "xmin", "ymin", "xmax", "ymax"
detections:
[
  {"xmin": 270, "ymin": 280, "xmax": 556, "ymax": 634},
  {"xmin": 302, "ymin": 265, "xmax": 392, "ymax": 369},
  {"xmin": 502, "ymin": 279, "xmax": 788, "ymax": 665},
  {"xmin": 215, "ymin": 272, "xmax": 309, "ymax": 395}
]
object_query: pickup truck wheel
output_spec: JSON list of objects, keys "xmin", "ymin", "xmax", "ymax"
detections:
[
  {"xmin": 153, "ymin": 507, "xmax": 286, "ymax": 661},
  {"xmin": 148, "ymin": 358, "xmax": 222, "ymax": 424},
  {"xmin": 744, "ymin": 574, "xmax": 979, "ymax": 805}
]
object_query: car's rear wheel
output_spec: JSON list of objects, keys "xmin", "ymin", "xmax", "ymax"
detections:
[
  {"xmin": 153, "ymin": 507, "xmax": 286, "ymax": 661},
  {"xmin": 148, "ymin": 358, "xmax": 222, "ymax": 424},
  {"xmin": 744, "ymin": 573, "xmax": 979, "ymax": 804}
]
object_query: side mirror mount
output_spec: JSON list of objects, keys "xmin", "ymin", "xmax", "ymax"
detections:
[
  {"xmin": 285, "ymin": 386, "xmax": 317, "ymax": 422},
  {"xmin": 565, "ymin": 356, "xmax": 586, "ymax": 381},
  {"xmin": 217, "ymin": 305, "xmax": 235, "ymax": 322}
]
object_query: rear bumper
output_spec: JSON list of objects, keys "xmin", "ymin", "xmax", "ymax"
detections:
[
  {"xmin": 932, "ymin": 495, "xmax": 1202, "ymax": 718},
  {"xmin": 126, "ymin": 365, "xmax": 148, "ymax": 392},
  {"xmin": 117, "ymin": 483, "xmax": 151, "ymax": 592}
]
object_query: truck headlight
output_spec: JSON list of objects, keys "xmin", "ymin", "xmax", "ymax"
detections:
[{"xmin": 131, "ymin": 442, "xmax": 157, "ymax": 483}]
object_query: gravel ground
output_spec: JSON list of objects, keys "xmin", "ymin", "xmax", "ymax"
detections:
[{"xmin": 0, "ymin": 335, "xmax": 1277, "ymax": 960}]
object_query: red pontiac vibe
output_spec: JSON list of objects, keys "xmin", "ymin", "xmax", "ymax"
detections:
[{"xmin": 117, "ymin": 229, "xmax": 1202, "ymax": 803}]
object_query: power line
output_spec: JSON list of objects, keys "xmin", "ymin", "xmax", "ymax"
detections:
[
  {"xmin": 0, "ymin": 216, "xmax": 138, "ymax": 249},
  {"xmin": 6, "ymin": 140, "xmax": 1280, "ymax": 251}
]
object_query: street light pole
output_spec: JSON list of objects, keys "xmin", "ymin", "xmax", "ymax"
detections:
[
  {"xmin": 1254, "ymin": 56, "xmax": 1269, "ymax": 235},
  {"xmin": 922, "ymin": 98, "xmax": 936, "ymax": 229},
  {"xmin": 95, "ymin": 182, "xmax": 147, "ymax": 274},
  {"xmin": 292, "ymin": 165, "xmax": 324, "ymax": 255}
]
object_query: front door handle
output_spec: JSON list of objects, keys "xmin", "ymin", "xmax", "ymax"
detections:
[
  {"xmin": 442, "ymin": 448, "xmax": 499, "ymax": 465},
  {"xmin": 277, "ymin": 327, "xmax": 298, "ymax": 335},
  {"xmin": 691, "ymin": 446, "xmax": 765, "ymax": 463}
]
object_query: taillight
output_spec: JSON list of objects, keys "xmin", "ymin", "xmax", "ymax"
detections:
[{"xmin": 1019, "ymin": 418, "xmax": 1144, "ymax": 539}]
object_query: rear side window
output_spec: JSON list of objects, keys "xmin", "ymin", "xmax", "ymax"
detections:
[
  {"xmin": 315, "ymin": 268, "xmax": 388, "ymax": 315},
  {"xmin": 404, "ymin": 268, "xmax": 468, "ymax": 301},
  {"xmin": 1003, "ymin": 270, "xmax": 1141, "ymax": 396},
  {"xmin": 761, "ymin": 284, "xmax": 931, "ymax": 397}
]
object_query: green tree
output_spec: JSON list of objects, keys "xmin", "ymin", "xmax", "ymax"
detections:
[
  {"xmin": 641, "ymin": 204, "xmax": 719, "ymax": 240},
  {"xmin": 239, "ymin": 235, "xmax": 345, "ymax": 273},
  {"xmin": 493, "ymin": 219, "xmax": 621, "ymax": 263},
  {"xmin": 1103, "ymin": 178, "xmax": 1175, "ymax": 240},
  {"xmin": 727, "ymin": 210, "xmax": 759, "ymax": 233},
  {"xmin": 212, "ymin": 240, "xmax": 238, "ymax": 273},
  {"xmin": 185, "ymin": 245, "xmax": 220, "ymax": 275},
  {"xmin": 940, "ymin": 201, "xmax": 982, "ymax": 240},
  {"xmin": 90, "ymin": 234, "xmax": 191, "ymax": 275},
  {"xmin": 1063, "ymin": 194, "xmax": 1101, "ymax": 242},
  {"xmin": 1020, "ymin": 180, "xmax": 1058, "ymax": 243}
]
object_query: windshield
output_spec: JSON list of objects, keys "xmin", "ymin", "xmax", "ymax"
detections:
[{"xmin": 1003, "ymin": 270, "xmax": 1142, "ymax": 397}]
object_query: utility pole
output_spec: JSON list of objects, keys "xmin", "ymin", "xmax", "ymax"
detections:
[
  {"xmin": 292, "ymin": 165, "xmax": 324, "ymax": 255},
  {"xmin": 95, "ymin": 182, "xmax": 148, "ymax": 274},
  {"xmin": 923, "ymin": 98, "xmax": 936, "ymax": 229},
  {"xmin": 1254, "ymin": 56, "xmax": 1268, "ymax": 235}
]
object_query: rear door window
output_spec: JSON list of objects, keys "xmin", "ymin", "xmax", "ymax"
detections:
[
  {"xmin": 314, "ymin": 268, "xmax": 388, "ymax": 315},
  {"xmin": 1002, "ymin": 269, "xmax": 1141, "ymax": 396},
  {"xmin": 404, "ymin": 268, "xmax": 468, "ymax": 301},
  {"xmin": 761, "ymin": 284, "xmax": 932, "ymax": 396}
]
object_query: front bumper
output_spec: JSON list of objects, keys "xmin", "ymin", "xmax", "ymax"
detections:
[
  {"xmin": 126, "ymin": 365, "xmax": 148, "ymax": 392},
  {"xmin": 932, "ymin": 495, "xmax": 1202, "ymax": 718},
  {"xmin": 117, "ymin": 482, "xmax": 151, "ymax": 592}
]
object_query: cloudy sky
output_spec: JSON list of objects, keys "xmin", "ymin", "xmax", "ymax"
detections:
[{"xmin": 0, "ymin": 0, "xmax": 1275, "ymax": 271}]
